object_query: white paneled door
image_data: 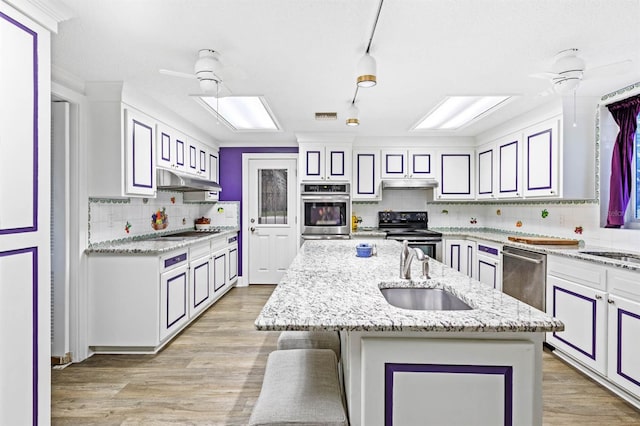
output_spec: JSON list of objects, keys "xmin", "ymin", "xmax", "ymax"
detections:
[
  {"xmin": 0, "ymin": 3, "xmax": 51, "ymax": 424},
  {"xmin": 246, "ymin": 156, "xmax": 298, "ymax": 284}
]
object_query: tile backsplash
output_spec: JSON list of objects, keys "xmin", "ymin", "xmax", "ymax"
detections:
[
  {"xmin": 89, "ymin": 191, "xmax": 239, "ymax": 245},
  {"xmin": 353, "ymin": 189, "xmax": 639, "ymax": 252}
]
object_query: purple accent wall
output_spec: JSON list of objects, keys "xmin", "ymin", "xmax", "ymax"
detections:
[
  {"xmin": 219, "ymin": 147, "xmax": 299, "ymax": 277},
  {"xmin": 385, "ymin": 363, "xmax": 513, "ymax": 425}
]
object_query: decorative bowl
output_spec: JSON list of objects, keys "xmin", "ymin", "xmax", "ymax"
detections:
[{"xmin": 356, "ymin": 243, "xmax": 373, "ymax": 257}]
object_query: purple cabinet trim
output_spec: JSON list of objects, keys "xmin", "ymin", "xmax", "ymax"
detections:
[
  {"xmin": 306, "ymin": 150, "xmax": 321, "ymax": 176},
  {"xmin": 441, "ymin": 154, "xmax": 471, "ymax": 195},
  {"xmin": 526, "ymin": 129, "xmax": 553, "ymax": 191},
  {"xmin": 164, "ymin": 253, "xmax": 187, "ymax": 268},
  {"xmin": 228, "ymin": 235, "xmax": 238, "ymax": 243},
  {"xmin": 385, "ymin": 363, "xmax": 513, "ymax": 426},
  {"xmin": 214, "ymin": 253, "xmax": 227, "ymax": 291},
  {"xmin": 189, "ymin": 145, "xmax": 197, "ymax": 170},
  {"xmin": 176, "ymin": 139, "xmax": 185, "ymax": 166},
  {"xmin": 0, "ymin": 11, "xmax": 38, "ymax": 235},
  {"xmin": 193, "ymin": 262, "xmax": 210, "ymax": 308},
  {"xmin": 199, "ymin": 150, "xmax": 207, "ymax": 172},
  {"xmin": 229, "ymin": 248, "xmax": 238, "ymax": 280},
  {"xmin": 132, "ymin": 119, "xmax": 154, "ymax": 189},
  {"xmin": 552, "ymin": 285, "xmax": 597, "ymax": 360},
  {"xmin": 166, "ymin": 272, "xmax": 187, "ymax": 328},
  {"xmin": 478, "ymin": 149, "xmax": 493, "ymax": 195},
  {"xmin": 478, "ymin": 244, "xmax": 499, "ymax": 256},
  {"xmin": 329, "ymin": 151, "xmax": 345, "ymax": 176},
  {"xmin": 479, "ymin": 259, "xmax": 497, "ymax": 288},
  {"xmin": 0, "ymin": 247, "xmax": 38, "ymax": 424},
  {"xmin": 617, "ymin": 308, "xmax": 640, "ymax": 388},
  {"xmin": 449, "ymin": 244, "xmax": 461, "ymax": 272},
  {"xmin": 499, "ymin": 140, "xmax": 519, "ymax": 194},
  {"xmin": 161, "ymin": 132, "xmax": 171, "ymax": 161},
  {"xmin": 385, "ymin": 153, "xmax": 404, "ymax": 175},
  {"xmin": 356, "ymin": 153, "xmax": 376, "ymax": 195},
  {"xmin": 412, "ymin": 153, "xmax": 431, "ymax": 174}
]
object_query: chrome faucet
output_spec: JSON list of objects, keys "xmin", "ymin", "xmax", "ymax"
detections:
[{"xmin": 400, "ymin": 240, "xmax": 430, "ymax": 279}]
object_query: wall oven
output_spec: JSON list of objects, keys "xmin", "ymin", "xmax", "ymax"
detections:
[{"xmin": 301, "ymin": 183, "xmax": 351, "ymax": 239}]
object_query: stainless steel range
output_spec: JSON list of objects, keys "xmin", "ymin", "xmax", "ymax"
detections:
[{"xmin": 378, "ymin": 211, "xmax": 443, "ymax": 262}]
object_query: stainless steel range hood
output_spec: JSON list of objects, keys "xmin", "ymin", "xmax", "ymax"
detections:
[
  {"xmin": 157, "ymin": 169, "xmax": 222, "ymax": 192},
  {"xmin": 382, "ymin": 179, "xmax": 439, "ymax": 189}
]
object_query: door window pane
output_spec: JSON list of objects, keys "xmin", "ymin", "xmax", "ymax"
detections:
[{"xmin": 258, "ymin": 169, "xmax": 288, "ymax": 224}]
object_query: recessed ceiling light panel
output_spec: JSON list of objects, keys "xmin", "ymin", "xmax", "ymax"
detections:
[
  {"xmin": 412, "ymin": 96, "xmax": 511, "ymax": 131},
  {"xmin": 195, "ymin": 95, "xmax": 280, "ymax": 131}
]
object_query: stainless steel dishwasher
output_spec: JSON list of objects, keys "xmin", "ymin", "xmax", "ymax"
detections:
[{"xmin": 502, "ymin": 246, "xmax": 547, "ymax": 311}]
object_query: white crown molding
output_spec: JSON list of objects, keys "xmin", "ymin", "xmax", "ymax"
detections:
[
  {"xmin": 51, "ymin": 64, "xmax": 85, "ymax": 94},
  {"xmin": 4, "ymin": 0, "xmax": 73, "ymax": 32}
]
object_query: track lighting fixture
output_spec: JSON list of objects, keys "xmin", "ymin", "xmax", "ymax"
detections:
[
  {"xmin": 346, "ymin": 102, "xmax": 359, "ymax": 126},
  {"xmin": 347, "ymin": 0, "xmax": 384, "ymax": 126}
]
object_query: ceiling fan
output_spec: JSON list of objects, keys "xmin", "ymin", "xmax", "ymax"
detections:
[
  {"xmin": 530, "ymin": 48, "xmax": 633, "ymax": 95},
  {"xmin": 160, "ymin": 49, "xmax": 232, "ymax": 96}
]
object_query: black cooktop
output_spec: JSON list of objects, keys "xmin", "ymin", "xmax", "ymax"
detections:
[{"xmin": 377, "ymin": 211, "xmax": 442, "ymax": 239}]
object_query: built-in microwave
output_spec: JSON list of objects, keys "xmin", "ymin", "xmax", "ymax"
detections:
[{"xmin": 300, "ymin": 184, "xmax": 351, "ymax": 238}]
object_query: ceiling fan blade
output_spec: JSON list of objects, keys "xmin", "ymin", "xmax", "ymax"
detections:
[
  {"xmin": 529, "ymin": 72, "xmax": 562, "ymax": 80},
  {"xmin": 583, "ymin": 59, "xmax": 633, "ymax": 80},
  {"xmin": 159, "ymin": 69, "xmax": 196, "ymax": 79}
]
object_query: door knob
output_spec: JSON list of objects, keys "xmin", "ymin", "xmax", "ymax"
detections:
[{"xmin": 250, "ymin": 227, "xmax": 255, "ymax": 232}]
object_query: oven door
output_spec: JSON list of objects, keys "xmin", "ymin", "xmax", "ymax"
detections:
[
  {"xmin": 301, "ymin": 195, "xmax": 351, "ymax": 236},
  {"xmin": 407, "ymin": 240, "xmax": 443, "ymax": 263}
]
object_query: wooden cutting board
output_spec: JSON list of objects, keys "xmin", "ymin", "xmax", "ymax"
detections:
[{"xmin": 507, "ymin": 236, "xmax": 580, "ymax": 246}]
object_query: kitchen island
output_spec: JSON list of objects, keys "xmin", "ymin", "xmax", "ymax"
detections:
[{"xmin": 256, "ymin": 239, "xmax": 564, "ymax": 426}]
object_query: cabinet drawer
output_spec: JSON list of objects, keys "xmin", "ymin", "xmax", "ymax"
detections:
[
  {"xmin": 190, "ymin": 242, "xmax": 210, "ymax": 259},
  {"xmin": 161, "ymin": 251, "xmax": 188, "ymax": 271},
  {"xmin": 547, "ymin": 255, "xmax": 606, "ymax": 291},
  {"xmin": 608, "ymin": 268, "xmax": 640, "ymax": 302},
  {"xmin": 211, "ymin": 235, "xmax": 227, "ymax": 251}
]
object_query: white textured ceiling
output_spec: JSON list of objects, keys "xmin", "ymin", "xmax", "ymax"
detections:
[{"xmin": 52, "ymin": 0, "xmax": 640, "ymax": 145}]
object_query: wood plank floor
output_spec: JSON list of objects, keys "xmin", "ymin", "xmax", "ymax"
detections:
[{"xmin": 51, "ymin": 285, "xmax": 640, "ymax": 425}]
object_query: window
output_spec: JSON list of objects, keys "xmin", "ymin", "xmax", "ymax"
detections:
[
  {"xmin": 258, "ymin": 169, "xmax": 288, "ymax": 224},
  {"xmin": 634, "ymin": 119, "xmax": 640, "ymax": 221}
]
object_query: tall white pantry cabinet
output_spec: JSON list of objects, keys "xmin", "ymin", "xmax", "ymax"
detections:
[{"xmin": 0, "ymin": 2, "xmax": 55, "ymax": 424}]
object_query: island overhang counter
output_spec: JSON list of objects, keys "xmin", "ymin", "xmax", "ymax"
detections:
[{"xmin": 255, "ymin": 239, "xmax": 564, "ymax": 426}]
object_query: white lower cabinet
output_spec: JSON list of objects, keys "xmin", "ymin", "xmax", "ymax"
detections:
[
  {"xmin": 444, "ymin": 238, "xmax": 475, "ymax": 277},
  {"xmin": 189, "ymin": 243, "xmax": 212, "ymax": 318},
  {"xmin": 160, "ymin": 261, "xmax": 189, "ymax": 341},
  {"xmin": 476, "ymin": 242, "xmax": 501, "ymax": 290},
  {"xmin": 547, "ymin": 255, "xmax": 640, "ymax": 406},
  {"xmin": 546, "ymin": 275, "xmax": 607, "ymax": 375},
  {"xmin": 607, "ymin": 269, "xmax": 640, "ymax": 397},
  {"xmin": 88, "ymin": 232, "xmax": 239, "ymax": 353}
]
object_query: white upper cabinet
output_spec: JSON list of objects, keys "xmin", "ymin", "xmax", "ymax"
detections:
[
  {"xmin": 523, "ymin": 117, "xmax": 561, "ymax": 197},
  {"xmin": 381, "ymin": 149, "xmax": 434, "ymax": 179},
  {"xmin": 156, "ymin": 123, "xmax": 186, "ymax": 173},
  {"xmin": 352, "ymin": 149, "xmax": 381, "ymax": 200},
  {"xmin": 476, "ymin": 143, "xmax": 495, "ymax": 199},
  {"xmin": 299, "ymin": 143, "xmax": 352, "ymax": 181},
  {"xmin": 86, "ymin": 83, "xmax": 159, "ymax": 198},
  {"xmin": 436, "ymin": 149, "xmax": 475, "ymax": 200},
  {"xmin": 124, "ymin": 109, "xmax": 156, "ymax": 196},
  {"xmin": 477, "ymin": 133, "xmax": 522, "ymax": 200}
]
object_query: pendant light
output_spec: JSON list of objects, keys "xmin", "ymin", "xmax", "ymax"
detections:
[
  {"xmin": 357, "ymin": 53, "xmax": 377, "ymax": 87},
  {"xmin": 356, "ymin": 0, "xmax": 383, "ymax": 88},
  {"xmin": 346, "ymin": 102, "xmax": 359, "ymax": 126}
]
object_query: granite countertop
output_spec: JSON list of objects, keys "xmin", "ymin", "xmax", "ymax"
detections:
[
  {"xmin": 438, "ymin": 229, "xmax": 640, "ymax": 272},
  {"xmin": 85, "ymin": 227, "xmax": 239, "ymax": 254},
  {"xmin": 255, "ymin": 239, "xmax": 564, "ymax": 333}
]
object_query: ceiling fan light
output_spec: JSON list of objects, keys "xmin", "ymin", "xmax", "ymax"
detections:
[
  {"xmin": 554, "ymin": 78, "xmax": 580, "ymax": 94},
  {"xmin": 356, "ymin": 53, "xmax": 377, "ymax": 87},
  {"xmin": 346, "ymin": 104, "xmax": 360, "ymax": 126},
  {"xmin": 199, "ymin": 78, "xmax": 218, "ymax": 94}
]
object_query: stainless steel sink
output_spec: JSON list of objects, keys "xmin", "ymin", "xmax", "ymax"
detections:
[
  {"xmin": 579, "ymin": 251, "xmax": 640, "ymax": 265},
  {"xmin": 380, "ymin": 287, "xmax": 472, "ymax": 311}
]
